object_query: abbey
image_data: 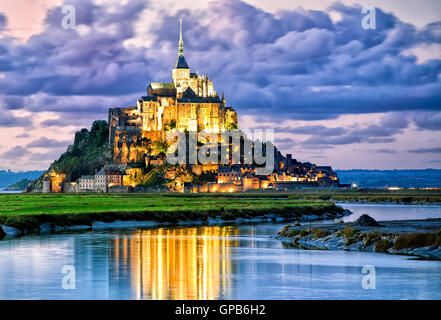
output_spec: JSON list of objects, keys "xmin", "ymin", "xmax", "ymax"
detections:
[
  {"xmin": 38, "ymin": 20, "xmax": 344, "ymax": 194},
  {"xmin": 109, "ymin": 19, "xmax": 237, "ymax": 164}
]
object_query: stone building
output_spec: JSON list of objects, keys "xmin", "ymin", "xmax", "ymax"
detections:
[
  {"xmin": 109, "ymin": 19, "xmax": 238, "ymax": 164},
  {"xmin": 77, "ymin": 175, "xmax": 95, "ymax": 191},
  {"xmin": 95, "ymin": 168, "xmax": 107, "ymax": 192},
  {"xmin": 42, "ymin": 170, "xmax": 69, "ymax": 193}
]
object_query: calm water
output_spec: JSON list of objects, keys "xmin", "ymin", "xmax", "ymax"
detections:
[
  {"xmin": 334, "ymin": 202, "xmax": 441, "ymax": 222},
  {"xmin": 0, "ymin": 189, "xmax": 22, "ymax": 194},
  {"xmin": 0, "ymin": 204, "xmax": 441, "ymax": 300}
]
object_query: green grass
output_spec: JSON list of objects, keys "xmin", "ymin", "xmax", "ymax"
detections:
[
  {"xmin": 0, "ymin": 193, "xmax": 343, "ymax": 232},
  {"xmin": 0, "ymin": 193, "xmax": 337, "ymax": 216}
]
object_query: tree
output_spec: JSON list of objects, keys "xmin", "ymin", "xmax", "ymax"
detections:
[
  {"xmin": 152, "ymin": 140, "xmax": 169, "ymax": 160},
  {"xmin": 135, "ymin": 137, "xmax": 152, "ymax": 157},
  {"xmin": 226, "ymin": 122, "xmax": 238, "ymax": 130},
  {"xmin": 164, "ymin": 120, "xmax": 176, "ymax": 132},
  {"xmin": 48, "ymin": 120, "xmax": 111, "ymax": 181}
]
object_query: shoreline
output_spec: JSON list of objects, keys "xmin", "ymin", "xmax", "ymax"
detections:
[
  {"xmin": 0, "ymin": 205, "xmax": 350, "ymax": 240},
  {"xmin": 276, "ymin": 219, "xmax": 441, "ymax": 260}
]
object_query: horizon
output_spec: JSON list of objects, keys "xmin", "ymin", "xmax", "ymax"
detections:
[{"xmin": 0, "ymin": 0, "xmax": 440, "ymax": 171}]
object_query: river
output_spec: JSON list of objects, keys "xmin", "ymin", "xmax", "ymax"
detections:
[{"xmin": 0, "ymin": 203, "xmax": 440, "ymax": 299}]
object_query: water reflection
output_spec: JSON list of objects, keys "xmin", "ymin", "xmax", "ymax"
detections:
[
  {"xmin": 1, "ymin": 213, "xmax": 441, "ymax": 300},
  {"xmin": 109, "ymin": 226, "xmax": 239, "ymax": 300}
]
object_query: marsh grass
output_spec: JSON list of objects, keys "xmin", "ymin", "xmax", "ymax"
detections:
[
  {"xmin": 393, "ymin": 232, "xmax": 441, "ymax": 250},
  {"xmin": 0, "ymin": 193, "xmax": 342, "ymax": 231},
  {"xmin": 312, "ymin": 229, "xmax": 329, "ymax": 239},
  {"xmin": 287, "ymin": 189, "xmax": 441, "ymax": 203},
  {"xmin": 374, "ymin": 239, "xmax": 394, "ymax": 253}
]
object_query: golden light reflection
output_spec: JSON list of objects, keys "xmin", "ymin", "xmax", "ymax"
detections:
[{"xmin": 110, "ymin": 226, "xmax": 239, "ymax": 300}]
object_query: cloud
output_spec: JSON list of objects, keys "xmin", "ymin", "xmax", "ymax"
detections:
[
  {"xmin": 0, "ymin": 96, "xmax": 25, "ymax": 110},
  {"xmin": 26, "ymin": 137, "xmax": 70, "ymax": 148},
  {"xmin": 408, "ymin": 147, "xmax": 441, "ymax": 153},
  {"xmin": 412, "ymin": 112, "xmax": 441, "ymax": 130},
  {"xmin": 281, "ymin": 125, "xmax": 346, "ymax": 137},
  {"xmin": 0, "ymin": 0, "xmax": 440, "ymax": 170},
  {"xmin": 369, "ymin": 149, "xmax": 397, "ymax": 154},
  {"xmin": 0, "ymin": 109, "xmax": 33, "ymax": 127},
  {"xmin": 28, "ymin": 150, "xmax": 64, "ymax": 161},
  {"xmin": 0, "ymin": 13, "xmax": 7, "ymax": 32},
  {"xmin": 15, "ymin": 133, "xmax": 30, "ymax": 138},
  {"xmin": 0, "ymin": 146, "xmax": 28, "ymax": 159},
  {"xmin": 0, "ymin": 0, "xmax": 439, "ymax": 122}
]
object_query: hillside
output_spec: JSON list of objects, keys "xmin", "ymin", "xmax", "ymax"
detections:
[
  {"xmin": 4, "ymin": 178, "xmax": 31, "ymax": 191},
  {"xmin": 29, "ymin": 120, "xmax": 112, "ymax": 191}
]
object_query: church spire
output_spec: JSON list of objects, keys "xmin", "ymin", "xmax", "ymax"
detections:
[
  {"xmin": 178, "ymin": 18, "xmax": 184, "ymax": 57},
  {"xmin": 174, "ymin": 18, "xmax": 189, "ymax": 69}
]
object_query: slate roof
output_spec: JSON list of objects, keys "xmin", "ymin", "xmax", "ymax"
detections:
[
  {"xmin": 79, "ymin": 175, "xmax": 94, "ymax": 180},
  {"xmin": 175, "ymin": 56, "xmax": 189, "ymax": 69},
  {"xmin": 177, "ymin": 96, "xmax": 222, "ymax": 103},
  {"xmin": 141, "ymin": 96, "xmax": 158, "ymax": 102}
]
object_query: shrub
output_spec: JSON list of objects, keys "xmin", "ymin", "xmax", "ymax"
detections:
[
  {"xmin": 342, "ymin": 226, "xmax": 358, "ymax": 239},
  {"xmin": 279, "ymin": 225, "xmax": 292, "ymax": 235},
  {"xmin": 364, "ymin": 231, "xmax": 382, "ymax": 248},
  {"xmin": 374, "ymin": 240, "xmax": 393, "ymax": 253},
  {"xmin": 345, "ymin": 236, "xmax": 357, "ymax": 246},
  {"xmin": 289, "ymin": 229, "xmax": 301, "ymax": 237},
  {"xmin": 393, "ymin": 232, "xmax": 439, "ymax": 250},
  {"xmin": 299, "ymin": 229, "xmax": 311, "ymax": 237},
  {"xmin": 313, "ymin": 229, "xmax": 329, "ymax": 239}
]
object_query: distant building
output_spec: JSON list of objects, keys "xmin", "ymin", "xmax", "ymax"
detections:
[
  {"xmin": 95, "ymin": 168, "xmax": 107, "ymax": 192},
  {"xmin": 77, "ymin": 175, "xmax": 95, "ymax": 191}
]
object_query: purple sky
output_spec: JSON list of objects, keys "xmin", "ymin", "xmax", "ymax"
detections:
[{"xmin": 0, "ymin": 0, "xmax": 440, "ymax": 171}]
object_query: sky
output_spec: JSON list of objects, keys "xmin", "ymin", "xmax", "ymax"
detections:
[{"xmin": 0, "ymin": 0, "xmax": 440, "ymax": 171}]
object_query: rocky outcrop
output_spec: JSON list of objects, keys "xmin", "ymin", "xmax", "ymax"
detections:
[
  {"xmin": 276, "ymin": 219, "xmax": 441, "ymax": 260},
  {"xmin": 354, "ymin": 214, "xmax": 380, "ymax": 227}
]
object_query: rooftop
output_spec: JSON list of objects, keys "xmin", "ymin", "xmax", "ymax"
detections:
[{"xmin": 175, "ymin": 55, "xmax": 189, "ymax": 69}]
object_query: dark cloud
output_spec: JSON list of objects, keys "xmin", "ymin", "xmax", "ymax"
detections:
[
  {"xmin": 412, "ymin": 112, "xmax": 441, "ymax": 131},
  {"xmin": 408, "ymin": 148, "xmax": 441, "ymax": 153},
  {"xmin": 0, "ymin": 109, "xmax": 33, "ymax": 127},
  {"xmin": 28, "ymin": 150, "xmax": 64, "ymax": 161},
  {"xmin": 0, "ymin": 12, "xmax": 7, "ymax": 32},
  {"xmin": 26, "ymin": 137, "xmax": 71, "ymax": 148},
  {"xmin": 0, "ymin": 96, "xmax": 25, "ymax": 110},
  {"xmin": 0, "ymin": 0, "xmax": 151, "ymax": 97},
  {"xmin": 0, "ymin": 146, "xmax": 27, "ymax": 159},
  {"xmin": 281, "ymin": 125, "xmax": 346, "ymax": 136},
  {"xmin": 15, "ymin": 133, "xmax": 30, "ymax": 138},
  {"xmin": 0, "ymin": 0, "xmax": 440, "ymax": 168},
  {"xmin": 0, "ymin": 0, "xmax": 440, "ymax": 122}
]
